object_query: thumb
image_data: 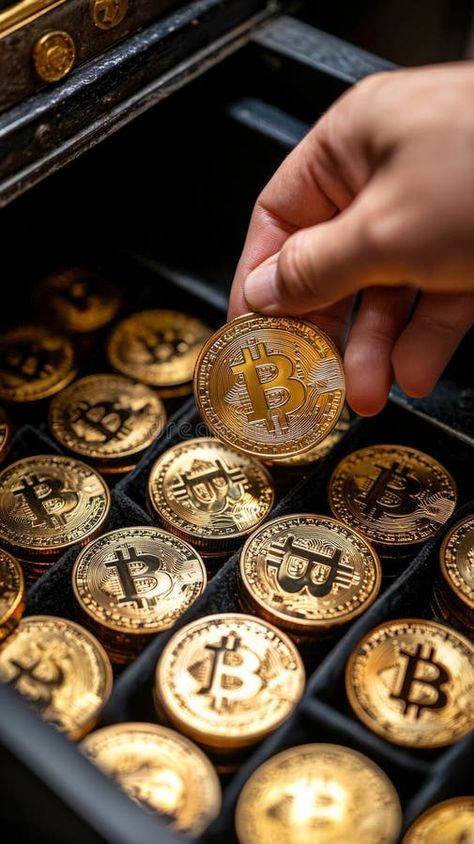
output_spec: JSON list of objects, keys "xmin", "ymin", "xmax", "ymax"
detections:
[{"xmin": 243, "ymin": 200, "xmax": 406, "ymax": 314}]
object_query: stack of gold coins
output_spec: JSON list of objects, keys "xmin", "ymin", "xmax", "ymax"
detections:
[
  {"xmin": 345, "ymin": 618, "xmax": 474, "ymax": 748},
  {"xmin": 0, "ymin": 548, "xmax": 25, "ymax": 642},
  {"xmin": 0, "ymin": 615, "xmax": 113, "ymax": 739},
  {"xmin": 49, "ymin": 374, "xmax": 167, "ymax": 475},
  {"xmin": 0, "ymin": 408, "xmax": 12, "ymax": 464},
  {"xmin": 329, "ymin": 445, "xmax": 458, "ymax": 574},
  {"xmin": 72, "ymin": 526, "xmax": 207, "ymax": 664},
  {"xmin": 34, "ymin": 267, "xmax": 122, "ymax": 335},
  {"xmin": 0, "ymin": 455, "xmax": 111, "ymax": 585},
  {"xmin": 148, "ymin": 437, "xmax": 275, "ymax": 566},
  {"xmin": 194, "ymin": 314, "xmax": 346, "ymax": 461},
  {"xmin": 0, "ymin": 325, "xmax": 77, "ymax": 405},
  {"xmin": 80, "ymin": 723, "xmax": 221, "ymax": 836},
  {"xmin": 238, "ymin": 514, "xmax": 381, "ymax": 650},
  {"xmin": 108, "ymin": 309, "xmax": 212, "ymax": 398},
  {"xmin": 154, "ymin": 612, "xmax": 305, "ymax": 771},
  {"xmin": 431, "ymin": 515, "xmax": 474, "ymax": 635},
  {"xmin": 267, "ymin": 405, "xmax": 352, "ymax": 490},
  {"xmin": 402, "ymin": 797, "xmax": 474, "ymax": 843},
  {"xmin": 235, "ymin": 743, "xmax": 402, "ymax": 844}
]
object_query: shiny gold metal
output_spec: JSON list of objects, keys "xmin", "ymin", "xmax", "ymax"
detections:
[
  {"xmin": 49, "ymin": 374, "xmax": 167, "ymax": 465},
  {"xmin": 33, "ymin": 30, "xmax": 75, "ymax": 82},
  {"xmin": 239, "ymin": 514, "xmax": 381, "ymax": 637},
  {"xmin": 0, "ymin": 548, "xmax": 25, "ymax": 642},
  {"xmin": 0, "ymin": 1, "xmax": 66, "ymax": 40},
  {"xmin": 80, "ymin": 722, "xmax": 221, "ymax": 836},
  {"xmin": 72, "ymin": 527, "xmax": 206, "ymax": 662},
  {"xmin": 0, "ymin": 615, "xmax": 112, "ymax": 739},
  {"xmin": 440, "ymin": 515, "xmax": 474, "ymax": 613},
  {"xmin": 346, "ymin": 618, "xmax": 474, "ymax": 748},
  {"xmin": 235, "ymin": 743, "xmax": 402, "ymax": 844},
  {"xmin": 402, "ymin": 797, "xmax": 474, "ymax": 844},
  {"xmin": 0, "ymin": 325, "xmax": 76, "ymax": 403},
  {"xmin": 270, "ymin": 405, "xmax": 352, "ymax": 468},
  {"xmin": 0, "ymin": 408, "xmax": 12, "ymax": 464},
  {"xmin": 91, "ymin": 0, "xmax": 128, "ymax": 29},
  {"xmin": 107, "ymin": 310, "xmax": 212, "ymax": 396},
  {"xmin": 329, "ymin": 445, "xmax": 457, "ymax": 547},
  {"xmin": 155, "ymin": 612, "xmax": 305, "ymax": 752},
  {"xmin": 0, "ymin": 455, "xmax": 110, "ymax": 561},
  {"xmin": 148, "ymin": 437, "xmax": 275, "ymax": 554},
  {"xmin": 194, "ymin": 314, "xmax": 345, "ymax": 459},
  {"xmin": 34, "ymin": 268, "xmax": 122, "ymax": 333}
]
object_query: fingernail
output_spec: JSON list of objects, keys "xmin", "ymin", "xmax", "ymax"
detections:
[{"xmin": 243, "ymin": 263, "xmax": 277, "ymax": 312}]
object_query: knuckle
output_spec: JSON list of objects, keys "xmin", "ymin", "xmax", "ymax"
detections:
[{"xmin": 277, "ymin": 233, "xmax": 315, "ymax": 303}]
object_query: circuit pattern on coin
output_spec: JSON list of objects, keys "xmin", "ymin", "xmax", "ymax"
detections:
[{"xmin": 194, "ymin": 314, "xmax": 345, "ymax": 458}]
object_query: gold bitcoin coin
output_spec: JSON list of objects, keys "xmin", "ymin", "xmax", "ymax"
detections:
[
  {"xmin": 194, "ymin": 314, "xmax": 345, "ymax": 459},
  {"xmin": 235, "ymin": 743, "xmax": 402, "ymax": 844},
  {"xmin": 148, "ymin": 437, "xmax": 275, "ymax": 553},
  {"xmin": 239, "ymin": 514, "xmax": 381, "ymax": 636},
  {"xmin": 0, "ymin": 408, "xmax": 12, "ymax": 463},
  {"xmin": 155, "ymin": 612, "xmax": 305, "ymax": 752},
  {"xmin": 80, "ymin": 722, "xmax": 221, "ymax": 836},
  {"xmin": 402, "ymin": 796, "xmax": 474, "ymax": 844},
  {"xmin": 346, "ymin": 619, "xmax": 474, "ymax": 748},
  {"xmin": 0, "ymin": 326, "xmax": 76, "ymax": 403},
  {"xmin": 49, "ymin": 374, "xmax": 167, "ymax": 465},
  {"xmin": 107, "ymin": 310, "xmax": 212, "ymax": 395},
  {"xmin": 271, "ymin": 406, "xmax": 352, "ymax": 468},
  {"xmin": 440, "ymin": 515, "xmax": 474, "ymax": 613},
  {"xmin": 72, "ymin": 527, "xmax": 206, "ymax": 661},
  {"xmin": 0, "ymin": 615, "xmax": 112, "ymax": 739},
  {"xmin": 0, "ymin": 455, "xmax": 110, "ymax": 560},
  {"xmin": 34, "ymin": 267, "xmax": 122, "ymax": 333},
  {"xmin": 0, "ymin": 548, "xmax": 25, "ymax": 641},
  {"xmin": 329, "ymin": 445, "xmax": 457, "ymax": 546}
]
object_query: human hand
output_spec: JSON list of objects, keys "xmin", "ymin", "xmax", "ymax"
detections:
[{"xmin": 228, "ymin": 63, "xmax": 474, "ymax": 415}]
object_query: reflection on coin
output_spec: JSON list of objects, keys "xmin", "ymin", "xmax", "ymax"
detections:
[
  {"xmin": 346, "ymin": 619, "xmax": 474, "ymax": 748},
  {"xmin": 0, "ymin": 548, "xmax": 25, "ymax": 641},
  {"xmin": 0, "ymin": 455, "xmax": 110, "ymax": 560},
  {"xmin": 270, "ymin": 406, "xmax": 352, "ymax": 468},
  {"xmin": 0, "ymin": 615, "xmax": 112, "ymax": 739},
  {"xmin": 108, "ymin": 310, "xmax": 212, "ymax": 395},
  {"xmin": 148, "ymin": 437, "xmax": 275, "ymax": 553},
  {"xmin": 402, "ymin": 797, "xmax": 474, "ymax": 843},
  {"xmin": 239, "ymin": 514, "xmax": 381, "ymax": 636},
  {"xmin": 194, "ymin": 314, "xmax": 345, "ymax": 459},
  {"xmin": 34, "ymin": 267, "xmax": 122, "ymax": 333},
  {"xmin": 155, "ymin": 612, "xmax": 305, "ymax": 751},
  {"xmin": 49, "ymin": 374, "xmax": 166, "ymax": 464},
  {"xmin": 80, "ymin": 722, "xmax": 221, "ymax": 836},
  {"xmin": 329, "ymin": 445, "xmax": 457, "ymax": 546},
  {"xmin": 72, "ymin": 527, "xmax": 206, "ymax": 660},
  {"xmin": 0, "ymin": 408, "xmax": 12, "ymax": 463},
  {"xmin": 440, "ymin": 515, "xmax": 474, "ymax": 612},
  {"xmin": 235, "ymin": 743, "xmax": 402, "ymax": 844},
  {"xmin": 0, "ymin": 326, "xmax": 76, "ymax": 403}
]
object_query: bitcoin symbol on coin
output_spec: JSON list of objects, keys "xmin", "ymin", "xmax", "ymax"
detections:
[
  {"xmin": 198, "ymin": 634, "xmax": 263, "ymax": 708},
  {"xmin": 7, "ymin": 644, "xmax": 65, "ymax": 711},
  {"xmin": 105, "ymin": 545, "xmax": 172, "ymax": 609},
  {"xmin": 358, "ymin": 462, "xmax": 422, "ymax": 519},
  {"xmin": 13, "ymin": 474, "xmax": 79, "ymax": 528},
  {"xmin": 70, "ymin": 400, "xmax": 133, "ymax": 444},
  {"xmin": 0, "ymin": 343, "xmax": 52, "ymax": 382},
  {"xmin": 136, "ymin": 329, "xmax": 189, "ymax": 365},
  {"xmin": 230, "ymin": 342, "xmax": 305, "ymax": 434},
  {"xmin": 389, "ymin": 643, "xmax": 449, "ymax": 718},
  {"xmin": 172, "ymin": 459, "xmax": 246, "ymax": 514},
  {"xmin": 266, "ymin": 534, "xmax": 356, "ymax": 598}
]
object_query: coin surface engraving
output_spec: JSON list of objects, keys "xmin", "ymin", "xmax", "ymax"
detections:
[
  {"xmin": 0, "ymin": 548, "xmax": 25, "ymax": 640},
  {"xmin": 402, "ymin": 796, "xmax": 474, "ymax": 844},
  {"xmin": 329, "ymin": 445, "xmax": 457, "ymax": 546},
  {"xmin": 0, "ymin": 326, "xmax": 76, "ymax": 403},
  {"xmin": 0, "ymin": 615, "xmax": 112, "ymax": 739},
  {"xmin": 194, "ymin": 314, "xmax": 345, "ymax": 458},
  {"xmin": 440, "ymin": 515, "xmax": 474, "ymax": 611},
  {"xmin": 34, "ymin": 267, "xmax": 122, "ymax": 333},
  {"xmin": 235, "ymin": 743, "xmax": 402, "ymax": 844},
  {"xmin": 346, "ymin": 618, "xmax": 474, "ymax": 747}
]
